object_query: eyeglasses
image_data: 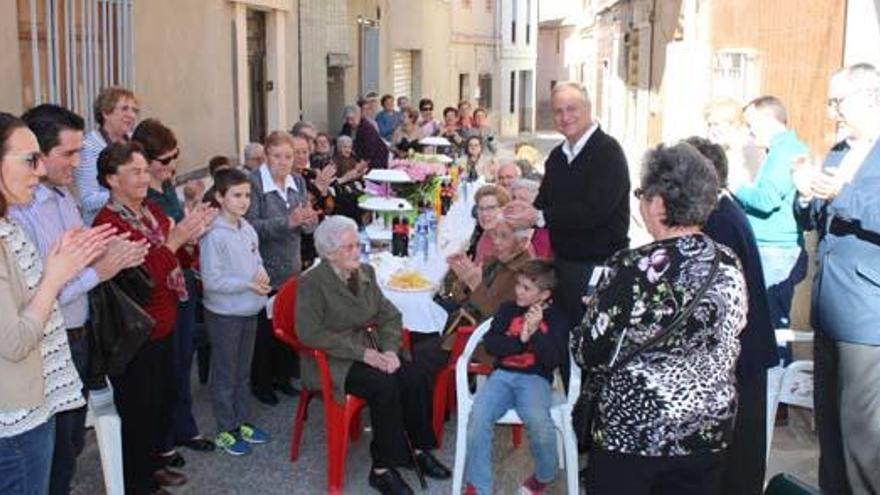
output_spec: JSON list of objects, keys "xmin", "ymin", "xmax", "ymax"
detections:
[
  {"xmin": 633, "ymin": 188, "xmax": 645, "ymax": 199},
  {"xmin": 153, "ymin": 150, "xmax": 179, "ymax": 166},
  {"xmin": 827, "ymin": 88, "xmax": 877, "ymax": 110},
  {"xmin": 7, "ymin": 152, "xmax": 42, "ymax": 169},
  {"xmin": 421, "ymin": 107, "xmax": 433, "ymax": 112},
  {"xmin": 478, "ymin": 204, "xmax": 500, "ymax": 212}
]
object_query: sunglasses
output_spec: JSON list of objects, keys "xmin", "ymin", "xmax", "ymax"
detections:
[
  {"xmin": 153, "ymin": 150, "xmax": 180, "ymax": 166},
  {"xmin": 7, "ymin": 152, "xmax": 42, "ymax": 169}
]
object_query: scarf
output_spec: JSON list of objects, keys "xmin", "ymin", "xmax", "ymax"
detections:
[{"xmin": 106, "ymin": 198, "xmax": 188, "ymax": 302}]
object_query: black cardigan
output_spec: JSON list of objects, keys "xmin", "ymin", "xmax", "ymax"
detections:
[
  {"xmin": 704, "ymin": 194, "xmax": 780, "ymax": 377},
  {"xmin": 534, "ymin": 127, "xmax": 630, "ymax": 262}
]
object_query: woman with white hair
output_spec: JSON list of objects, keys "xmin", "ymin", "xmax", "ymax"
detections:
[
  {"xmin": 332, "ymin": 135, "xmax": 369, "ymax": 224},
  {"xmin": 296, "ymin": 216, "xmax": 451, "ymax": 494},
  {"xmin": 509, "ymin": 179, "xmax": 553, "ymax": 258}
]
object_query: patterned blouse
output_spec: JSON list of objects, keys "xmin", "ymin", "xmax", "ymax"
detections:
[
  {"xmin": 0, "ymin": 218, "xmax": 84, "ymax": 437},
  {"xmin": 572, "ymin": 234, "xmax": 746, "ymax": 456}
]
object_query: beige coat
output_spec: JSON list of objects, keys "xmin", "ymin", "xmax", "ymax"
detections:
[
  {"xmin": 295, "ymin": 261, "xmax": 403, "ymax": 404},
  {"xmin": 0, "ymin": 240, "xmax": 47, "ymax": 409}
]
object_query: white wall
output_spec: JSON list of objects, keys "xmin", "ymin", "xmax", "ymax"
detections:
[{"xmin": 844, "ymin": 0, "xmax": 880, "ymax": 66}]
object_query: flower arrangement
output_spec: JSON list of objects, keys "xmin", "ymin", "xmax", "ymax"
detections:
[{"xmin": 385, "ymin": 158, "xmax": 446, "ymax": 207}]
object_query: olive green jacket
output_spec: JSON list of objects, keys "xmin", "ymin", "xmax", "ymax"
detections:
[{"xmin": 295, "ymin": 261, "xmax": 403, "ymax": 403}]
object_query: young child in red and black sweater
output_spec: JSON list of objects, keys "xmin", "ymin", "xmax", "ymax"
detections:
[{"xmin": 464, "ymin": 259, "xmax": 570, "ymax": 495}]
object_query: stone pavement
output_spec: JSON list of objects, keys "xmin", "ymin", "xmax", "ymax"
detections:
[{"xmin": 70, "ymin": 369, "xmax": 819, "ymax": 494}]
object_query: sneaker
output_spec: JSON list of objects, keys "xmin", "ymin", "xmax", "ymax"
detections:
[
  {"xmin": 239, "ymin": 423, "xmax": 269, "ymax": 444},
  {"xmin": 520, "ymin": 474, "xmax": 550, "ymax": 494},
  {"xmin": 214, "ymin": 431, "xmax": 250, "ymax": 456}
]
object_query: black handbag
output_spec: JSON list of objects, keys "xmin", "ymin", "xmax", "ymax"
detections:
[{"xmin": 572, "ymin": 248, "xmax": 721, "ymax": 451}]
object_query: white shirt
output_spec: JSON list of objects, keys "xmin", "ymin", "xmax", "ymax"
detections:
[
  {"xmin": 561, "ymin": 122, "xmax": 599, "ymax": 164},
  {"xmin": 837, "ymin": 137, "xmax": 877, "ymax": 184},
  {"xmin": 259, "ymin": 164, "xmax": 299, "ymax": 207}
]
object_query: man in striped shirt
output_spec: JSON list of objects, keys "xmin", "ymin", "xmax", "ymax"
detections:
[
  {"xmin": 74, "ymin": 86, "xmax": 139, "ymax": 225},
  {"xmin": 11, "ymin": 104, "xmax": 147, "ymax": 495}
]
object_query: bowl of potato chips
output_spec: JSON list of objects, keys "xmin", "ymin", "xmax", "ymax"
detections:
[{"xmin": 384, "ymin": 269, "xmax": 434, "ymax": 293}]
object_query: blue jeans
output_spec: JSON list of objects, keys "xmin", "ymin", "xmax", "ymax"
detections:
[
  {"xmin": 49, "ymin": 332, "xmax": 88, "ymax": 495},
  {"xmin": 465, "ymin": 370, "xmax": 557, "ymax": 494},
  {"xmin": 162, "ymin": 269, "xmax": 200, "ymax": 451},
  {"xmin": 0, "ymin": 417, "xmax": 56, "ymax": 495}
]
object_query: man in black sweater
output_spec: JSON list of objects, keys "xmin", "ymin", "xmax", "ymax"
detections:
[{"xmin": 505, "ymin": 81, "xmax": 630, "ymax": 321}]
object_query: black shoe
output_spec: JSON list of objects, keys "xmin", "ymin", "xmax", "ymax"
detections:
[
  {"xmin": 368, "ymin": 468, "xmax": 414, "ymax": 495},
  {"xmin": 177, "ymin": 436, "xmax": 216, "ymax": 452},
  {"xmin": 253, "ymin": 387, "xmax": 279, "ymax": 406},
  {"xmin": 158, "ymin": 450, "xmax": 185, "ymax": 468},
  {"xmin": 272, "ymin": 380, "xmax": 298, "ymax": 397},
  {"xmin": 152, "ymin": 467, "xmax": 188, "ymax": 487},
  {"xmin": 405, "ymin": 451, "xmax": 451, "ymax": 480}
]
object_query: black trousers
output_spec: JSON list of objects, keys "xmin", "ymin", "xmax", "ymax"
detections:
[
  {"xmin": 49, "ymin": 329, "xmax": 89, "ymax": 495},
  {"xmin": 344, "ymin": 359, "xmax": 437, "ymax": 469},
  {"xmin": 721, "ymin": 370, "xmax": 767, "ymax": 495},
  {"xmin": 553, "ymin": 257, "xmax": 596, "ymax": 324},
  {"xmin": 251, "ymin": 305, "xmax": 299, "ymax": 393},
  {"xmin": 111, "ymin": 335, "xmax": 175, "ymax": 495},
  {"xmin": 586, "ymin": 450, "xmax": 724, "ymax": 495}
]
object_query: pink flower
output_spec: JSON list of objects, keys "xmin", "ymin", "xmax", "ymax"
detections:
[{"xmin": 637, "ymin": 248, "xmax": 670, "ymax": 284}]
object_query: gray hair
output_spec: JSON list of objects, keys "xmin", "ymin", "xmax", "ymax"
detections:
[
  {"xmin": 640, "ymin": 143, "xmax": 719, "ymax": 228},
  {"xmin": 243, "ymin": 142, "xmax": 264, "ymax": 159},
  {"xmin": 550, "ymin": 81, "xmax": 590, "ymax": 104},
  {"xmin": 314, "ymin": 215, "xmax": 359, "ymax": 259},
  {"xmin": 509, "ymin": 178, "xmax": 539, "ymax": 202},
  {"xmin": 832, "ymin": 63, "xmax": 880, "ymax": 97},
  {"xmin": 290, "ymin": 120, "xmax": 316, "ymax": 136},
  {"xmin": 342, "ymin": 105, "xmax": 359, "ymax": 119},
  {"xmin": 336, "ymin": 135, "xmax": 353, "ymax": 148}
]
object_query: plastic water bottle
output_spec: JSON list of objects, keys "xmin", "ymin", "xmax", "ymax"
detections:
[
  {"xmin": 413, "ymin": 210, "xmax": 430, "ymax": 261},
  {"xmin": 426, "ymin": 208, "xmax": 437, "ymax": 246},
  {"xmin": 359, "ymin": 229, "xmax": 371, "ymax": 263}
]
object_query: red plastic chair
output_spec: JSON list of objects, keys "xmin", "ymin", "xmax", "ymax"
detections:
[
  {"xmin": 431, "ymin": 325, "xmax": 522, "ymax": 449},
  {"xmin": 271, "ymin": 277, "xmax": 367, "ymax": 494}
]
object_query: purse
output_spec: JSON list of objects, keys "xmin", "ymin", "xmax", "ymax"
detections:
[{"xmin": 572, "ymin": 248, "xmax": 721, "ymax": 451}]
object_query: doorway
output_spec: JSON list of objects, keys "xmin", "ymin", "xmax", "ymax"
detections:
[
  {"xmin": 327, "ymin": 66, "xmax": 346, "ymax": 134},
  {"xmin": 247, "ymin": 9, "xmax": 268, "ymax": 143},
  {"xmin": 518, "ymin": 70, "xmax": 534, "ymax": 133}
]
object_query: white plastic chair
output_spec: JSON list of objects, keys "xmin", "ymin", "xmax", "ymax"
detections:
[
  {"xmin": 451, "ymin": 318, "xmax": 581, "ymax": 495},
  {"xmin": 766, "ymin": 328, "xmax": 814, "ymax": 462},
  {"xmin": 87, "ymin": 384, "xmax": 125, "ymax": 495}
]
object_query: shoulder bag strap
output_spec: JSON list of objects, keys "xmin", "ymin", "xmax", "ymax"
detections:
[{"xmin": 607, "ymin": 243, "xmax": 722, "ymax": 373}]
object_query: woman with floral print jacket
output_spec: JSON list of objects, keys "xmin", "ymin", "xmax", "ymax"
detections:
[{"xmin": 572, "ymin": 142, "xmax": 747, "ymax": 495}]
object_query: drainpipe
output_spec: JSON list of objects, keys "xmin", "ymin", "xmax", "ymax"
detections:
[{"xmin": 297, "ymin": 0, "xmax": 303, "ymax": 121}]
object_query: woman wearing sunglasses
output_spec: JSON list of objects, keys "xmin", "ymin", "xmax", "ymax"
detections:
[
  {"xmin": 0, "ymin": 113, "xmax": 113, "ymax": 493},
  {"xmin": 132, "ymin": 120, "xmax": 216, "ymax": 474}
]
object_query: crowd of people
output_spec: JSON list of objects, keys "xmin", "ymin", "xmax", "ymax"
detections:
[{"xmin": 0, "ymin": 61, "xmax": 878, "ymax": 495}]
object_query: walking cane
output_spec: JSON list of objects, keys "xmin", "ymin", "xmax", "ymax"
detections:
[{"xmin": 365, "ymin": 324, "xmax": 429, "ymax": 490}]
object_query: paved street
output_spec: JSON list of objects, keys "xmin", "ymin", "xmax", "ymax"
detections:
[{"xmin": 69, "ymin": 370, "xmax": 819, "ymax": 494}]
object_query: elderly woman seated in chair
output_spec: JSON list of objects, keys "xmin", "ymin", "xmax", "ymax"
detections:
[{"xmin": 296, "ymin": 216, "xmax": 451, "ymax": 495}]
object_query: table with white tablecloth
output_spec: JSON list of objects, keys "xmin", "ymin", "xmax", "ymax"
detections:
[{"xmin": 368, "ymin": 179, "xmax": 483, "ymax": 335}]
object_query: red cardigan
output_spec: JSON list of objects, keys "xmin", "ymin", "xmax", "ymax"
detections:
[{"xmin": 93, "ymin": 202, "xmax": 180, "ymax": 340}]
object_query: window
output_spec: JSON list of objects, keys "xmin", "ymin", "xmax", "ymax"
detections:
[
  {"xmin": 624, "ymin": 29, "xmax": 640, "ymax": 87},
  {"xmin": 459, "ymin": 73, "xmax": 471, "ymax": 101},
  {"xmin": 525, "ymin": 0, "xmax": 531, "ymax": 45},
  {"xmin": 477, "ymin": 73, "xmax": 492, "ymax": 109},
  {"xmin": 712, "ymin": 50, "xmax": 761, "ymax": 102},
  {"xmin": 510, "ymin": 0, "xmax": 516, "ymax": 43},
  {"xmin": 509, "ymin": 71, "xmax": 515, "ymax": 113},
  {"xmin": 16, "ymin": 0, "xmax": 134, "ymax": 130}
]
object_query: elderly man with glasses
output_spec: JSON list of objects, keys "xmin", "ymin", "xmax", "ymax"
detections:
[{"xmin": 793, "ymin": 63, "xmax": 880, "ymax": 495}]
